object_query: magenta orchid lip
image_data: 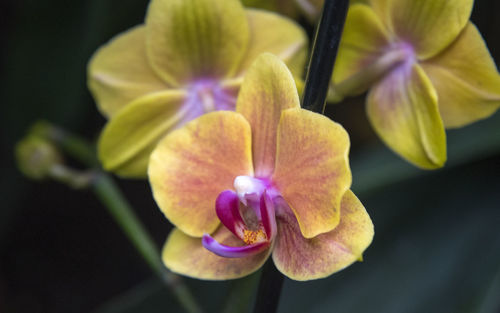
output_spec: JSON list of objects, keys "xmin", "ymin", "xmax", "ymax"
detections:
[{"xmin": 202, "ymin": 177, "xmax": 279, "ymax": 258}]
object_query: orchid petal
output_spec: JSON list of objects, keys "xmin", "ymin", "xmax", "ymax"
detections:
[
  {"xmin": 202, "ymin": 234, "xmax": 269, "ymax": 258},
  {"xmin": 98, "ymin": 90, "xmax": 186, "ymax": 177},
  {"xmin": 272, "ymin": 190, "xmax": 374, "ymax": 281},
  {"xmin": 272, "ymin": 108, "xmax": 351, "ymax": 238},
  {"xmin": 149, "ymin": 111, "xmax": 254, "ymax": 237},
  {"xmin": 236, "ymin": 9, "xmax": 308, "ymax": 78},
  {"xmin": 163, "ymin": 227, "xmax": 270, "ymax": 280},
  {"xmin": 215, "ymin": 190, "xmax": 246, "ymax": 240},
  {"xmin": 371, "ymin": 0, "xmax": 473, "ymax": 59},
  {"xmin": 145, "ymin": 0, "xmax": 249, "ymax": 86},
  {"xmin": 88, "ymin": 26, "xmax": 167, "ymax": 118},
  {"xmin": 422, "ymin": 23, "xmax": 500, "ymax": 128},
  {"xmin": 236, "ymin": 53, "xmax": 300, "ymax": 177},
  {"xmin": 332, "ymin": 4, "xmax": 389, "ymax": 88},
  {"xmin": 367, "ymin": 62, "xmax": 447, "ymax": 169}
]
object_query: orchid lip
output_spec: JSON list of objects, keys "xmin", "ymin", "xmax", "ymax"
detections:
[
  {"xmin": 202, "ymin": 177, "xmax": 279, "ymax": 259},
  {"xmin": 202, "ymin": 234, "xmax": 269, "ymax": 258},
  {"xmin": 215, "ymin": 189, "xmax": 276, "ymax": 241}
]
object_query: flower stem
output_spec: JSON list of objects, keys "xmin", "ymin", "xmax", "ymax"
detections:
[
  {"xmin": 36, "ymin": 122, "xmax": 203, "ymax": 313},
  {"xmin": 252, "ymin": 259, "xmax": 285, "ymax": 313},
  {"xmin": 91, "ymin": 173, "xmax": 203, "ymax": 313},
  {"xmin": 223, "ymin": 271, "xmax": 262, "ymax": 313},
  {"xmin": 252, "ymin": 0, "xmax": 350, "ymax": 312},
  {"xmin": 31, "ymin": 120, "xmax": 99, "ymax": 167},
  {"xmin": 302, "ymin": 0, "xmax": 350, "ymax": 114}
]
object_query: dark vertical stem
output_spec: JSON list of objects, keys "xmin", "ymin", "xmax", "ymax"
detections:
[
  {"xmin": 223, "ymin": 271, "xmax": 262, "ymax": 313},
  {"xmin": 302, "ymin": 0, "xmax": 350, "ymax": 114},
  {"xmin": 252, "ymin": 1, "xmax": 350, "ymax": 312},
  {"xmin": 252, "ymin": 259, "xmax": 285, "ymax": 313}
]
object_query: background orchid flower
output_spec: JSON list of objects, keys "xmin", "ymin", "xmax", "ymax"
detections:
[
  {"xmin": 330, "ymin": 0, "xmax": 500, "ymax": 169},
  {"xmin": 149, "ymin": 54, "xmax": 374, "ymax": 281},
  {"xmin": 242, "ymin": 0, "xmax": 325, "ymax": 22},
  {"xmin": 87, "ymin": 0, "xmax": 307, "ymax": 177}
]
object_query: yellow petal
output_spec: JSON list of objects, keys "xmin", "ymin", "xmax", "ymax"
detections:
[
  {"xmin": 272, "ymin": 190, "xmax": 374, "ymax": 281},
  {"xmin": 241, "ymin": 0, "xmax": 302, "ymax": 19},
  {"xmin": 332, "ymin": 4, "xmax": 390, "ymax": 86},
  {"xmin": 236, "ymin": 54, "xmax": 300, "ymax": 177},
  {"xmin": 371, "ymin": 0, "xmax": 473, "ymax": 59},
  {"xmin": 88, "ymin": 26, "xmax": 167, "ymax": 118},
  {"xmin": 98, "ymin": 90, "xmax": 187, "ymax": 178},
  {"xmin": 236, "ymin": 9, "xmax": 308, "ymax": 78},
  {"xmin": 145, "ymin": 0, "xmax": 249, "ymax": 86},
  {"xmin": 422, "ymin": 23, "xmax": 500, "ymax": 128},
  {"xmin": 367, "ymin": 62, "xmax": 447, "ymax": 169},
  {"xmin": 272, "ymin": 108, "xmax": 351, "ymax": 239},
  {"xmin": 149, "ymin": 111, "xmax": 254, "ymax": 237},
  {"xmin": 163, "ymin": 227, "xmax": 270, "ymax": 280}
]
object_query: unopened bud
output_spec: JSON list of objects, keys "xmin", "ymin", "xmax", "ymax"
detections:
[{"xmin": 15, "ymin": 135, "xmax": 62, "ymax": 180}]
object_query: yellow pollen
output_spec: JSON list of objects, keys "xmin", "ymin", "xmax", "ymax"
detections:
[{"xmin": 243, "ymin": 229, "xmax": 267, "ymax": 245}]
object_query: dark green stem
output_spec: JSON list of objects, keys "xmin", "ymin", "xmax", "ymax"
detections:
[
  {"xmin": 32, "ymin": 120, "xmax": 99, "ymax": 167},
  {"xmin": 252, "ymin": 0, "xmax": 350, "ymax": 312},
  {"xmin": 252, "ymin": 260, "xmax": 285, "ymax": 313},
  {"xmin": 35, "ymin": 121, "xmax": 203, "ymax": 313},
  {"xmin": 90, "ymin": 173, "xmax": 202, "ymax": 313},
  {"xmin": 223, "ymin": 271, "xmax": 262, "ymax": 313},
  {"xmin": 302, "ymin": 0, "xmax": 349, "ymax": 114},
  {"xmin": 91, "ymin": 173, "xmax": 166, "ymax": 277}
]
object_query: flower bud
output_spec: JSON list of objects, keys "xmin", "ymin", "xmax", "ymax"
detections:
[{"xmin": 15, "ymin": 136, "xmax": 62, "ymax": 180}]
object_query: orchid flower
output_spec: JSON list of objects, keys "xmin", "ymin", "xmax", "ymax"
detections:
[
  {"xmin": 330, "ymin": 0, "xmax": 500, "ymax": 169},
  {"xmin": 88, "ymin": 0, "xmax": 307, "ymax": 177},
  {"xmin": 242, "ymin": 0, "xmax": 324, "ymax": 22},
  {"xmin": 149, "ymin": 54, "xmax": 373, "ymax": 280}
]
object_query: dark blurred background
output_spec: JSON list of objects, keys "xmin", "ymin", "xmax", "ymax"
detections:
[{"xmin": 1, "ymin": 0, "xmax": 499, "ymax": 313}]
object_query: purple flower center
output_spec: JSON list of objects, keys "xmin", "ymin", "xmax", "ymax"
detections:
[
  {"xmin": 186, "ymin": 79, "xmax": 236, "ymax": 113},
  {"xmin": 386, "ymin": 41, "xmax": 416, "ymax": 73},
  {"xmin": 202, "ymin": 176, "xmax": 280, "ymax": 258}
]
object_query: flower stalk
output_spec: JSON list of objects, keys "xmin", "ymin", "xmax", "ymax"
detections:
[
  {"xmin": 252, "ymin": 259, "xmax": 285, "ymax": 313},
  {"xmin": 252, "ymin": 0, "xmax": 350, "ymax": 311},
  {"xmin": 21, "ymin": 122, "xmax": 203, "ymax": 313},
  {"xmin": 302, "ymin": 0, "xmax": 349, "ymax": 114},
  {"xmin": 91, "ymin": 173, "xmax": 203, "ymax": 313}
]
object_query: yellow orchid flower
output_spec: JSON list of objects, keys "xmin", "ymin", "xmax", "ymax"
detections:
[
  {"xmin": 88, "ymin": 0, "xmax": 307, "ymax": 177},
  {"xmin": 330, "ymin": 0, "xmax": 500, "ymax": 169},
  {"xmin": 149, "ymin": 54, "xmax": 374, "ymax": 281},
  {"xmin": 242, "ymin": 0, "xmax": 324, "ymax": 22}
]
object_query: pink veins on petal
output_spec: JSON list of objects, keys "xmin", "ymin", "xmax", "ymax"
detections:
[{"xmin": 202, "ymin": 176, "xmax": 278, "ymax": 258}]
